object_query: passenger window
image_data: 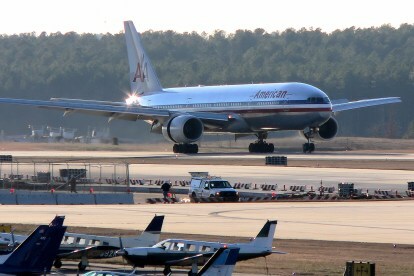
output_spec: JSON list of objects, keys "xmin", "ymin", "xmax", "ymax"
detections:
[
  {"xmin": 186, "ymin": 244, "xmax": 197, "ymax": 252},
  {"xmin": 201, "ymin": 246, "xmax": 211, "ymax": 252},
  {"xmin": 161, "ymin": 241, "xmax": 171, "ymax": 250},
  {"xmin": 177, "ymin": 242, "xmax": 185, "ymax": 251}
]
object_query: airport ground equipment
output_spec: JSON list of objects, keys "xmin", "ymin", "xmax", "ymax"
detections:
[
  {"xmin": 0, "ymin": 155, "xmax": 12, "ymax": 163},
  {"xmin": 338, "ymin": 183, "xmax": 355, "ymax": 197},
  {"xmin": 188, "ymin": 172, "xmax": 239, "ymax": 202},
  {"xmin": 265, "ymin": 156, "xmax": 287, "ymax": 166},
  {"xmin": 344, "ymin": 261, "xmax": 375, "ymax": 276}
]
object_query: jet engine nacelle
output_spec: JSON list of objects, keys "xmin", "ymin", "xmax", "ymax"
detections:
[
  {"xmin": 162, "ymin": 115, "xmax": 204, "ymax": 144},
  {"xmin": 302, "ymin": 117, "xmax": 338, "ymax": 141}
]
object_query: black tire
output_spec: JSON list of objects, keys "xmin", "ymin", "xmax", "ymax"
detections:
[
  {"xmin": 191, "ymin": 192, "xmax": 197, "ymax": 198},
  {"xmin": 54, "ymin": 259, "xmax": 62, "ymax": 268},
  {"xmin": 269, "ymin": 143, "xmax": 275, "ymax": 153},
  {"xmin": 163, "ymin": 266, "xmax": 172, "ymax": 275},
  {"xmin": 173, "ymin": 144, "xmax": 178, "ymax": 153},
  {"xmin": 303, "ymin": 143, "xmax": 309, "ymax": 153},
  {"xmin": 78, "ymin": 262, "xmax": 87, "ymax": 272},
  {"xmin": 249, "ymin": 143, "xmax": 254, "ymax": 153},
  {"xmin": 309, "ymin": 143, "xmax": 315, "ymax": 153}
]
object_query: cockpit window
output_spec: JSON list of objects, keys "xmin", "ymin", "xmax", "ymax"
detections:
[{"xmin": 307, "ymin": 97, "xmax": 330, "ymax": 104}]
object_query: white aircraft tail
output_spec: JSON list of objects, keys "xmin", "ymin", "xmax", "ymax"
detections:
[
  {"xmin": 248, "ymin": 220, "xmax": 277, "ymax": 249},
  {"xmin": 124, "ymin": 21, "xmax": 163, "ymax": 95},
  {"xmin": 196, "ymin": 247, "xmax": 239, "ymax": 276}
]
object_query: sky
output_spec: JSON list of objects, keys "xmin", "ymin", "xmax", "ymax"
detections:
[{"xmin": 0, "ymin": 0, "xmax": 413, "ymax": 35}]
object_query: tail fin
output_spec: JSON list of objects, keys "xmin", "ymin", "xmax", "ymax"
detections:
[
  {"xmin": 249, "ymin": 220, "xmax": 277, "ymax": 249},
  {"xmin": 138, "ymin": 215, "xmax": 164, "ymax": 244},
  {"xmin": 197, "ymin": 247, "xmax": 240, "ymax": 276},
  {"xmin": 1, "ymin": 216, "xmax": 66, "ymax": 274},
  {"xmin": 124, "ymin": 21, "xmax": 163, "ymax": 95}
]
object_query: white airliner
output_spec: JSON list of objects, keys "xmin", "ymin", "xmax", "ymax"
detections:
[{"xmin": 0, "ymin": 21, "xmax": 401, "ymax": 153}]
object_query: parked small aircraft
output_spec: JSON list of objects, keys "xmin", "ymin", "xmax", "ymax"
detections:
[
  {"xmin": 118, "ymin": 220, "xmax": 280, "ymax": 275},
  {"xmin": 0, "ymin": 215, "xmax": 66, "ymax": 275},
  {"xmin": 0, "ymin": 215, "xmax": 164, "ymax": 271}
]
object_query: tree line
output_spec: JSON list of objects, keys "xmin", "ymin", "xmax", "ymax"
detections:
[{"xmin": 0, "ymin": 24, "xmax": 413, "ymax": 140}]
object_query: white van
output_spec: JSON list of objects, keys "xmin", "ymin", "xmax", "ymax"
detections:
[{"xmin": 188, "ymin": 172, "xmax": 239, "ymax": 202}]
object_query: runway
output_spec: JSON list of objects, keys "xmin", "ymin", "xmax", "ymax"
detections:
[
  {"xmin": 0, "ymin": 201, "xmax": 413, "ymax": 244},
  {"xmin": 5, "ymin": 150, "xmax": 414, "ymax": 160}
]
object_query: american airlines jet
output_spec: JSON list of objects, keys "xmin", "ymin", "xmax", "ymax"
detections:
[{"xmin": 0, "ymin": 21, "xmax": 401, "ymax": 154}]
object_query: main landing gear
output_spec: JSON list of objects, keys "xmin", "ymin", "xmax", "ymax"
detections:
[
  {"xmin": 248, "ymin": 132, "xmax": 275, "ymax": 153},
  {"xmin": 302, "ymin": 128, "xmax": 316, "ymax": 153},
  {"xmin": 302, "ymin": 141, "xmax": 315, "ymax": 153},
  {"xmin": 173, "ymin": 143, "xmax": 199, "ymax": 154}
]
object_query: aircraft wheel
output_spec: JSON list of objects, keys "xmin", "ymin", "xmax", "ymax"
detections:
[
  {"xmin": 189, "ymin": 144, "xmax": 198, "ymax": 154},
  {"xmin": 248, "ymin": 143, "xmax": 254, "ymax": 153},
  {"xmin": 303, "ymin": 143, "xmax": 309, "ymax": 153},
  {"xmin": 268, "ymin": 143, "xmax": 275, "ymax": 153},
  {"xmin": 54, "ymin": 259, "xmax": 62, "ymax": 268},
  {"xmin": 309, "ymin": 143, "xmax": 315, "ymax": 153},
  {"xmin": 78, "ymin": 262, "xmax": 87, "ymax": 272},
  {"xmin": 173, "ymin": 144, "xmax": 179, "ymax": 153},
  {"xmin": 163, "ymin": 266, "xmax": 172, "ymax": 275}
]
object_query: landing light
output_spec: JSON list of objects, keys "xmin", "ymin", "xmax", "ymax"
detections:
[{"xmin": 125, "ymin": 93, "xmax": 140, "ymax": 106}]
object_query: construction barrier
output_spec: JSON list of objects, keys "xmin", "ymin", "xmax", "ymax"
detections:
[
  {"xmin": 16, "ymin": 192, "xmax": 57, "ymax": 205},
  {"xmin": 0, "ymin": 192, "xmax": 17, "ymax": 204},
  {"xmin": 233, "ymin": 183, "xmax": 252, "ymax": 189},
  {"xmin": 95, "ymin": 193, "xmax": 134, "ymax": 204},
  {"xmin": 56, "ymin": 194, "xmax": 96, "ymax": 205}
]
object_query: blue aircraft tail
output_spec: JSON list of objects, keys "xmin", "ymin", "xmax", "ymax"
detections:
[
  {"xmin": 0, "ymin": 216, "xmax": 66, "ymax": 274},
  {"xmin": 196, "ymin": 247, "xmax": 240, "ymax": 276},
  {"xmin": 144, "ymin": 215, "xmax": 165, "ymax": 233}
]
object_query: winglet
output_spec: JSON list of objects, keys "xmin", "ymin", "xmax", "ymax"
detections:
[{"xmin": 124, "ymin": 21, "xmax": 163, "ymax": 95}]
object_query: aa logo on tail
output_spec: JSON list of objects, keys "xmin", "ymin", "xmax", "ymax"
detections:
[{"xmin": 133, "ymin": 54, "xmax": 148, "ymax": 83}]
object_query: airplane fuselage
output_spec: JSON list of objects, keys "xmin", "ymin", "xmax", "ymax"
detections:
[
  {"xmin": 122, "ymin": 239, "xmax": 271, "ymax": 267},
  {"xmin": 136, "ymin": 82, "xmax": 332, "ymax": 133}
]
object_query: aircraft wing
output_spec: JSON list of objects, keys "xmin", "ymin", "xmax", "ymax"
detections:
[
  {"xmin": 58, "ymin": 245, "xmax": 120, "ymax": 259},
  {"xmin": 0, "ymin": 98, "xmax": 229, "ymax": 123},
  {"xmin": 332, "ymin": 97, "xmax": 401, "ymax": 112}
]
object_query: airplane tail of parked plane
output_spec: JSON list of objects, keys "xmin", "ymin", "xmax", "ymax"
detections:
[
  {"xmin": 0, "ymin": 216, "xmax": 66, "ymax": 274},
  {"xmin": 137, "ymin": 215, "xmax": 164, "ymax": 245},
  {"xmin": 124, "ymin": 20, "xmax": 163, "ymax": 95},
  {"xmin": 248, "ymin": 220, "xmax": 277, "ymax": 249},
  {"xmin": 196, "ymin": 247, "xmax": 239, "ymax": 276}
]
